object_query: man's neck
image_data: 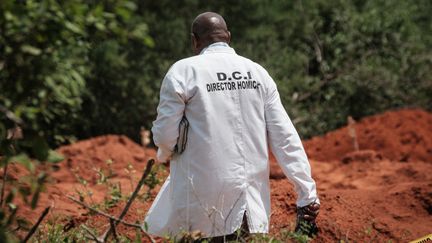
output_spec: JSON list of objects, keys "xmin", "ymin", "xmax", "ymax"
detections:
[{"xmin": 199, "ymin": 42, "xmax": 230, "ymax": 54}]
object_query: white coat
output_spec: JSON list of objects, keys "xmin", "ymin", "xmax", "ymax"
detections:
[{"xmin": 146, "ymin": 42, "xmax": 319, "ymax": 238}]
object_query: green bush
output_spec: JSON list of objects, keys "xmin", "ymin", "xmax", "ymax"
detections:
[
  {"xmin": 0, "ymin": 0, "xmax": 153, "ymax": 145},
  {"xmin": 1, "ymin": 0, "xmax": 431, "ymax": 144}
]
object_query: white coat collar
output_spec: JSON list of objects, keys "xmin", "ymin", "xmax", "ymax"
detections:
[{"xmin": 200, "ymin": 42, "xmax": 236, "ymax": 55}]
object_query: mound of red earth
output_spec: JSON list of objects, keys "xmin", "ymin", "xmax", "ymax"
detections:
[
  {"xmin": 303, "ymin": 108, "xmax": 432, "ymax": 162},
  {"xmin": 9, "ymin": 135, "xmax": 160, "ymax": 233},
  {"xmin": 4, "ymin": 108, "xmax": 432, "ymax": 242},
  {"xmin": 270, "ymin": 109, "xmax": 432, "ymax": 242}
]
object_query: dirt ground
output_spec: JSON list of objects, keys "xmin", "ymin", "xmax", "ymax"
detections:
[{"xmin": 5, "ymin": 108, "xmax": 432, "ymax": 242}]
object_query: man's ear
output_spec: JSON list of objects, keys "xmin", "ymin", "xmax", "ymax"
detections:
[
  {"xmin": 227, "ymin": 31, "xmax": 231, "ymax": 44},
  {"xmin": 191, "ymin": 33, "xmax": 199, "ymax": 54}
]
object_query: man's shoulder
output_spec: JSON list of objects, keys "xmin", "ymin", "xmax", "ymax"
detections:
[
  {"xmin": 163, "ymin": 57, "xmax": 195, "ymax": 78},
  {"xmin": 172, "ymin": 55, "xmax": 201, "ymax": 67},
  {"xmin": 225, "ymin": 52, "xmax": 270, "ymax": 74},
  {"xmin": 237, "ymin": 55, "xmax": 272, "ymax": 79},
  {"xmin": 165, "ymin": 56, "xmax": 199, "ymax": 76}
]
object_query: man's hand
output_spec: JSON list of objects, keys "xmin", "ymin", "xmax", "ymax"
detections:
[
  {"xmin": 295, "ymin": 202, "xmax": 320, "ymax": 237},
  {"xmin": 156, "ymin": 148, "xmax": 172, "ymax": 164}
]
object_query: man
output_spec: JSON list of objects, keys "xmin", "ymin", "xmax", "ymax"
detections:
[{"xmin": 145, "ymin": 12, "xmax": 320, "ymax": 241}]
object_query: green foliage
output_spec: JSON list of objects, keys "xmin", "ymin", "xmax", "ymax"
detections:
[
  {"xmin": 1, "ymin": 0, "xmax": 431, "ymax": 143},
  {"xmin": 143, "ymin": 166, "xmax": 160, "ymax": 191},
  {"xmin": 0, "ymin": 0, "xmax": 153, "ymax": 145},
  {"xmin": 213, "ymin": 0, "xmax": 432, "ymax": 137},
  {"xmin": 0, "ymin": 106, "xmax": 64, "ymax": 242},
  {"xmin": 35, "ymin": 221, "xmax": 87, "ymax": 243},
  {"xmin": 1, "ymin": 0, "xmax": 87, "ymax": 144},
  {"xmin": 104, "ymin": 182, "xmax": 123, "ymax": 209}
]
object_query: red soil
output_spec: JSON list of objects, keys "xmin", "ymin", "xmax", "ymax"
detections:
[
  {"xmin": 303, "ymin": 108, "xmax": 432, "ymax": 162},
  {"xmin": 4, "ymin": 108, "xmax": 432, "ymax": 242}
]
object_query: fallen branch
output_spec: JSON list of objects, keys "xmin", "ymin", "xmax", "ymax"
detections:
[
  {"xmin": 22, "ymin": 206, "xmax": 50, "ymax": 243},
  {"xmin": 101, "ymin": 159, "xmax": 155, "ymax": 241},
  {"xmin": 67, "ymin": 195, "xmax": 142, "ymax": 228},
  {"xmin": 81, "ymin": 224, "xmax": 102, "ymax": 243},
  {"xmin": 109, "ymin": 219, "xmax": 119, "ymax": 243}
]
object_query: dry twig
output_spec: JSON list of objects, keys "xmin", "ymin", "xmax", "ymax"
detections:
[
  {"xmin": 81, "ymin": 224, "xmax": 102, "ymax": 243},
  {"xmin": 67, "ymin": 196, "xmax": 141, "ymax": 228},
  {"xmin": 22, "ymin": 206, "xmax": 50, "ymax": 243},
  {"xmin": 109, "ymin": 219, "xmax": 119, "ymax": 243}
]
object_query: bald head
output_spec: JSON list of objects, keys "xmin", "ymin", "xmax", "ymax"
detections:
[{"xmin": 191, "ymin": 12, "xmax": 231, "ymax": 54}]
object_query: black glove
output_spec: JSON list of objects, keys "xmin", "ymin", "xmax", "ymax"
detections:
[{"xmin": 295, "ymin": 202, "xmax": 320, "ymax": 237}]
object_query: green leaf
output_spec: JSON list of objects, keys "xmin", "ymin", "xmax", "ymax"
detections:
[
  {"xmin": 31, "ymin": 136, "xmax": 49, "ymax": 161},
  {"xmin": 4, "ymin": 11, "xmax": 14, "ymax": 21},
  {"xmin": 122, "ymin": 1, "xmax": 137, "ymax": 11},
  {"xmin": 115, "ymin": 7, "xmax": 131, "ymax": 21},
  {"xmin": 7, "ymin": 203, "xmax": 16, "ymax": 211},
  {"xmin": 130, "ymin": 23, "xmax": 149, "ymax": 40},
  {"xmin": 143, "ymin": 36, "xmax": 155, "ymax": 48},
  {"xmin": 8, "ymin": 154, "xmax": 34, "ymax": 172},
  {"xmin": 21, "ymin": 45, "xmax": 42, "ymax": 55},
  {"xmin": 30, "ymin": 188, "xmax": 40, "ymax": 209},
  {"xmin": 5, "ymin": 189, "xmax": 16, "ymax": 204},
  {"xmin": 0, "ymin": 123, "xmax": 5, "ymax": 140},
  {"xmin": 46, "ymin": 150, "xmax": 64, "ymax": 163},
  {"xmin": 16, "ymin": 218, "xmax": 32, "ymax": 231},
  {"xmin": 95, "ymin": 22, "xmax": 106, "ymax": 31},
  {"xmin": 6, "ymin": 203, "xmax": 17, "ymax": 226},
  {"xmin": 65, "ymin": 21, "xmax": 83, "ymax": 34}
]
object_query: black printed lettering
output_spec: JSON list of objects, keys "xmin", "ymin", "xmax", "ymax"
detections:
[
  {"xmin": 247, "ymin": 71, "xmax": 252, "ymax": 79},
  {"xmin": 217, "ymin": 72, "xmax": 227, "ymax": 81},
  {"xmin": 232, "ymin": 71, "xmax": 242, "ymax": 80}
]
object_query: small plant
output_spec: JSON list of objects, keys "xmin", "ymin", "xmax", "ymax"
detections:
[
  {"xmin": 105, "ymin": 159, "xmax": 114, "ymax": 177},
  {"xmin": 94, "ymin": 168, "xmax": 108, "ymax": 185},
  {"xmin": 125, "ymin": 162, "xmax": 137, "ymax": 191},
  {"xmin": 35, "ymin": 222, "xmax": 87, "ymax": 243},
  {"xmin": 279, "ymin": 228, "xmax": 312, "ymax": 243},
  {"xmin": 104, "ymin": 182, "xmax": 123, "ymax": 209},
  {"xmin": 141, "ymin": 168, "xmax": 159, "ymax": 201},
  {"xmin": 144, "ymin": 167, "xmax": 160, "ymax": 191},
  {"xmin": 249, "ymin": 233, "xmax": 279, "ymax": 243},
  {"xmin": 97, "ymin": 159, "xmax": 116, "ymax": 185},
  {"xmin": 364, "ymin": 225, "xmax": 372, "ymax": 236}
]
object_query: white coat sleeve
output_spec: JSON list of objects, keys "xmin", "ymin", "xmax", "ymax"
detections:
[
  {"xmin": 264, "ymin": 79, "xmax": 319, "ymax": 207},
  {"xmin": 151, "ymin": 74, "xmax": 186, "ymax": 162}
]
